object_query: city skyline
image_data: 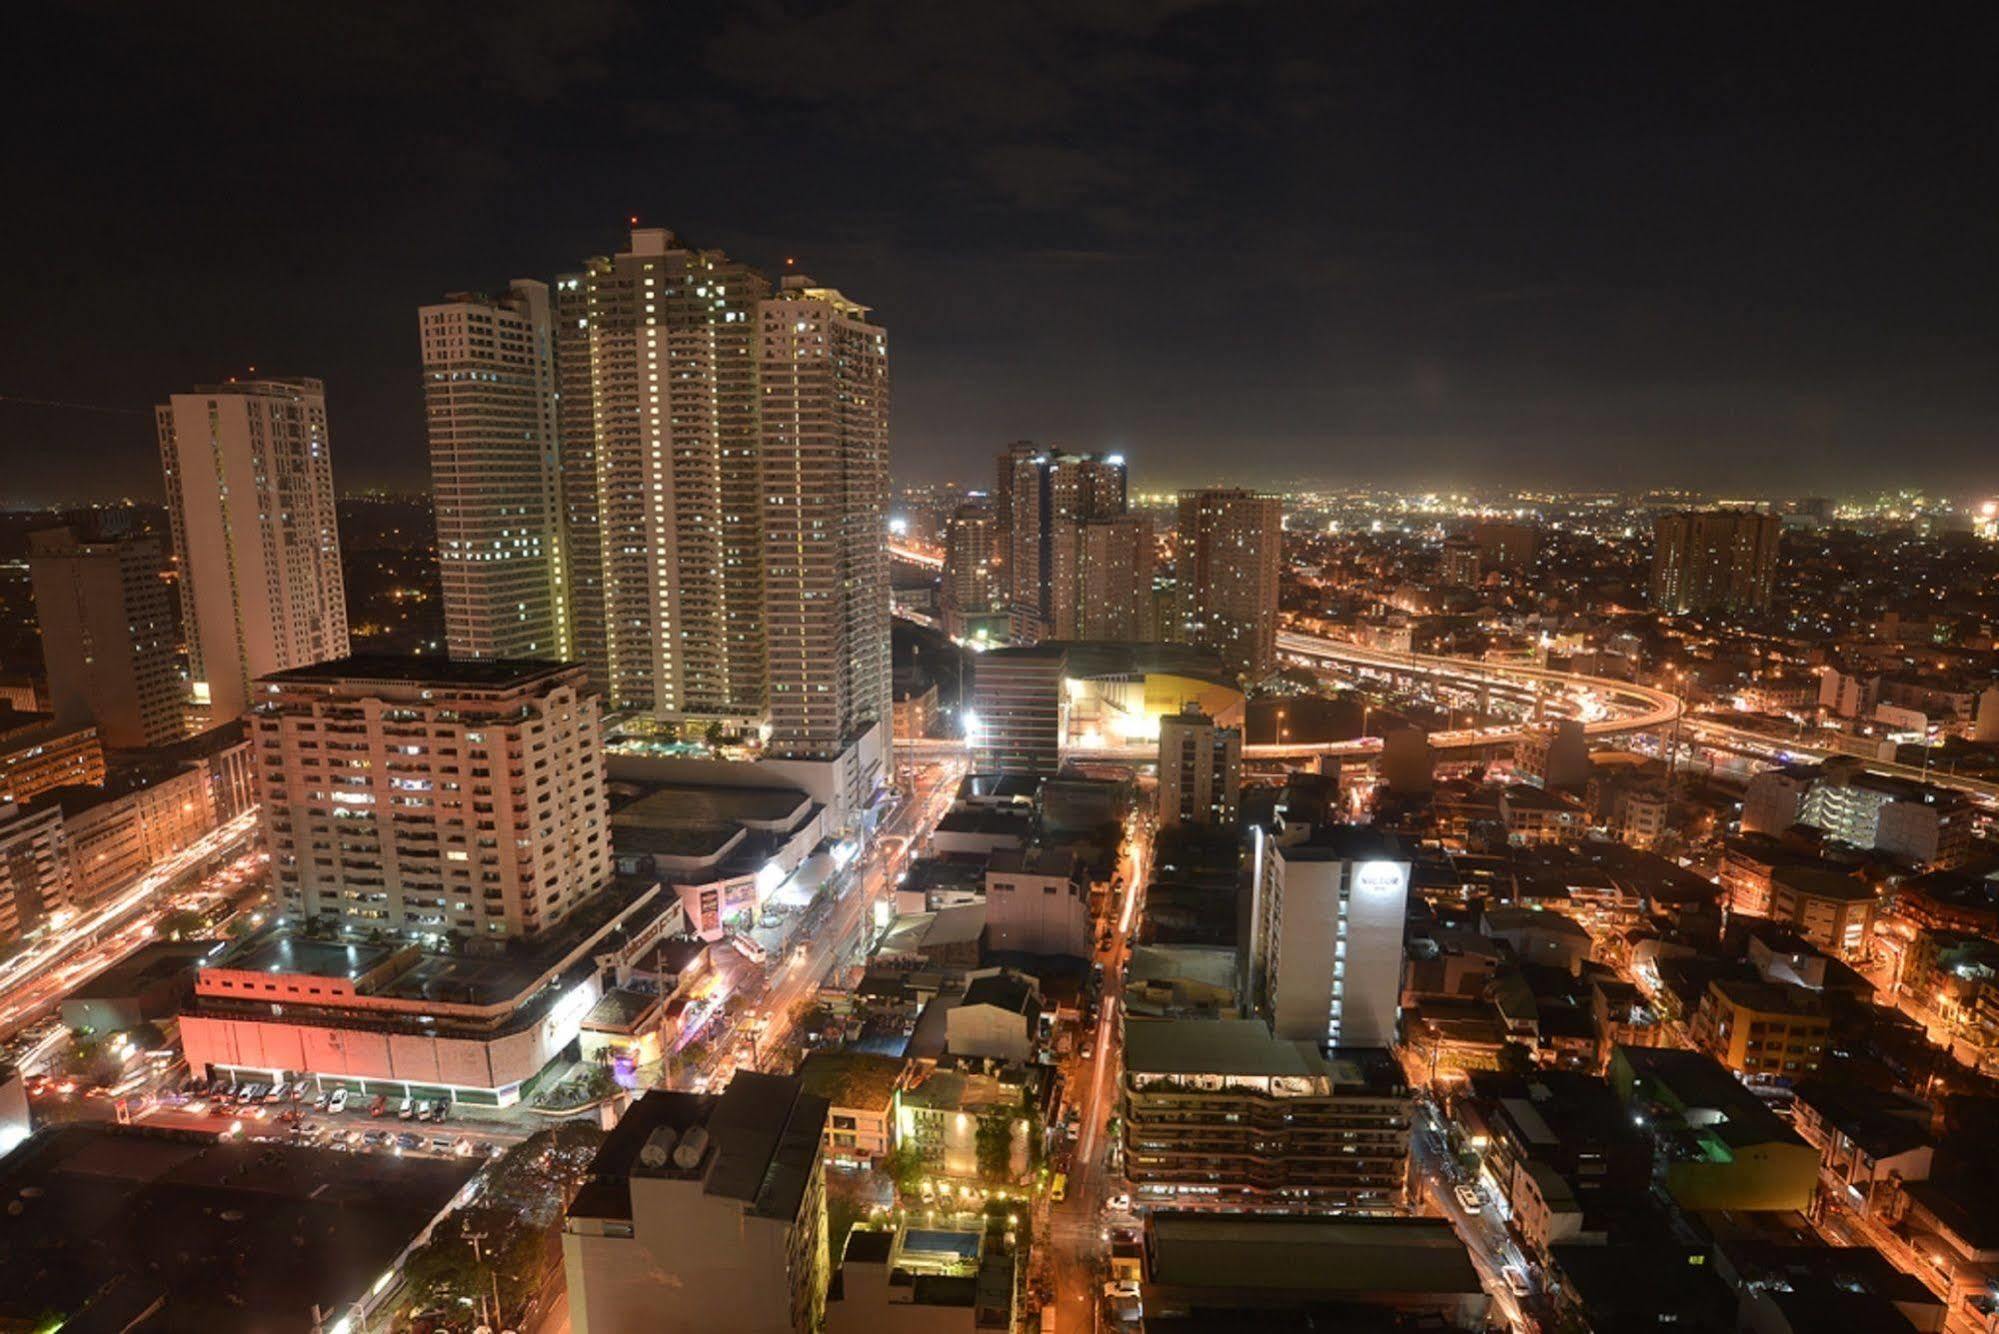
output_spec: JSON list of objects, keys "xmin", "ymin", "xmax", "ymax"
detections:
[{"xmin": 9, "ymin": 8, "xmax": 1999, "ymax": 504}]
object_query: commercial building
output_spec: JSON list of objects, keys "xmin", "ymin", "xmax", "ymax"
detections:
[
  {"xmin": 1454, "ymin": 1070, "xmax": 1649, "ymax": 1256},
  {"xmin": 0, "ymin": 707, "xmax": 104, "ymax": 804},
  {"xmin": 1649, "ymin": 508, "xmax": 1782, "ymax": 615},
  {"xmin": 564, "ymin": 1075, "xmax": 830, "ymax": 1334},
  {"xmin": 59, "ymin": 938, "xmax": 212, "ymax": 1034},
  {"xmin": 254, "ymin": 656, "xmax": 610, "ymax": 941},
  {"xmin": 182, "ymin": 881, "xmax": 675, "ymax": 1104},
  {"xmin": 1610, "ymin": 1044, "xmax": 1819, "ymax": 1211},
  {"xmin": 1157, "ymin": 707, "xmax": 1242, "ymax": 830},
  {"xmin": 944, "ymin": 971, "xmax": 1044, "ymax": 1065},
  {"xmin": 1175, "ymin": 488, "xmax": 1282, "ymax": 680},
  {"xmin": 969, "ymin": 645, "xmax": 1065, "ymax": 775},
  {"xmin": 983, "ymin": 846, "xmax": 1091, "ymax": 959},
  {"xmin": 1741, "ymin": 763, "xmax": 1816, "ymax": 836},
  {"xmin": 419, "ymin": 280, "xmax": 569, "ymax": 661},
  {"xmin": 27, "ymin": 527, "xmax": 182, "ymax": 747},
  {"xmin": 0, "ymin": 799, "xmax": 72, "ymax": 951},
  {"xmin": 1799, "ymin": 758, "xmax": 1971, "ymax": 868},
  {"xmin": 1005, "ymin": 448, "xmax": 1127, "ymax": 644},
  {"xmin": 157, "ymin": 378, "xmax": 349, "ymax": 725},
  {"xmin": 608, "ymin": 772, "xmax": 826, "ymax": 939},
  {"xmin": 1250, "ymin": 826, "xmax": 1412, "ymax": 1047},
  {"xmin": 1122, "ymin": 1019, "xmax": 1411, "ymax": 1212},
  {"xmin": 1790, "ymin": 1080, "xmax": 1934, "ymax": 1221},
  {"xmin": 0, "ymin": 1124, "xmax": 479, "ymax": 1334},
  {"xmin": 1471, "ymin": 520, "xmax": 1539, "ymax": 571}
]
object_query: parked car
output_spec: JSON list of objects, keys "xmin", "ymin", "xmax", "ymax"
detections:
[
  {"xmin": 395, "ymin": 1133, "xmax": 421, "ymax": 1151},
  {"xmin": 397, "ymin": 1097, "xmax": 415, "ymax": 1120},
  {"xmin": 428, "ymin": 1099, "xmax": 450, "ymax": 1122},
  {"xmin": 428, "ymin": 1136, "xmax": 453, "ymax": 1153},
  {"xmin": 369, "ymin": 1094, "xmax": 388, "ymax": 1117},
  {"xmin": 314, "ymin": 1091, "xmax": 332, "ymax": 1112},
  {"xmin": 327, "ymin": 1088, "xmax": 348, "ymax": 1114}
]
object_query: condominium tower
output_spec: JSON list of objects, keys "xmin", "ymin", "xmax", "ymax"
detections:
[
  {"xmin": 1649, "ymin": 509, "xmax": 1782, "ymax": 616},
  {"xmin": 27, "ymin": 527, "xmax": 183, "ymax": 748},
  {"xmin": 1007, "ymin": 448, "xmax": 1129, "ymax": 643},
  {"xmin": 157, "ymin": 378, "xmax": 349, "ymax": 725},
  {"xmin": 420, "ymin": 281, "xmax": 569, "ymax": 661},
  {"xmin": 1176, "ymin": 489, "xmax": 1282, "ymax": 680},
  {"xmin": 1157, "ymin": 707, "xmax": 1242, "ymax": 829},
  {"xmin": 254, "ymin": 656, "xmax": 610, "ymax": 940}
]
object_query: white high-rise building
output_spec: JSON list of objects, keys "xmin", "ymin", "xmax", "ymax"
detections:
[
  {"xmin": 420, "ymin": 281, "xmax": 568, "ymax": 661},
  {"xmin": 1250, "ymin": 826, "xmax": 1411, "ymax": 1047},
  {"xmin": 759, "ymin": 274, "xmax": 891, "ymax": 815},
  {"xmin": 564, "ymin": 228, "xmax": 771, "ymax": 731},
  {"xmin": 157, "ymin": 378, "xmax": 348, "ymax": 726},
  {"xmin": 254, "ymin": 656, "xmax": 610, "ymax": 940}
]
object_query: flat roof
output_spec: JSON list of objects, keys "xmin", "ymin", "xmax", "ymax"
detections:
[
  {"xmin": 258, "ymin": 654, "xmax": 580, "ymax": 688},
  {"xmin": 1146, "ymin": 1214, "xmax": 1482, "ymax": 1296},
  {"xmin": 610, "ymin": 781, "xmax": 813, "ymax": 829},
  {"xmin": 0, "ymin": 1125, "xmax": 477, "ymax": 1333},
  {"xmin": 1124, "ymin": 1018, "xmax": 1401, "ymax": 1090},
  {"xmin": 798, "ymin": 1051, "xmax": 908, "ymax": 1114},
  {"xmin": 1276, "ymin": 825, "xmax": 1411, "ymax": 863},
  {"xmin": 66, "ymin": 940, "xmax": 217, "ymax": 999}
]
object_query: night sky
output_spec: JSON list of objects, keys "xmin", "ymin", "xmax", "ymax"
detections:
[{"xmin": 6, "ymin": 3, "xmax": 1995, "ymax": 503}]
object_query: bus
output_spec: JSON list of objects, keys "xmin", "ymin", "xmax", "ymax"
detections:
[
  {"xmin": 728, "ymin": 932, "xmax": 768, "ymax": 964},
  {"xmin": 1050, "ymin": 1172, "xmax": 1067, "ymax": 1203}
]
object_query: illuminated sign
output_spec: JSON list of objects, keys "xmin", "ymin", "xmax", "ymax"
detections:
[{"xmin": 1353, "ymin": 860, "xmax": 1407, "ymax": 897}]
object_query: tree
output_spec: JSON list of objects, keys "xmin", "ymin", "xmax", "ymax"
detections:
[
  {"xmin": 885, "ymin": 1141, "xmax": 927, "ymax": 1198},
  {"xmin": 157, "ymin": 908, "xmax": 207, "ymax": 940},
  {"xmin": 704, "ymin": 720, "xmax": 727, "ymax": 749},
  {"xmin": 975, "ymin": 1113, "xmax": 1014, "ymax": 1184}
]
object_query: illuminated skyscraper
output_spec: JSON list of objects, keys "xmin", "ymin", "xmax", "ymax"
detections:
[
  {"xmin": 941, "ymin": 503, "xmax": 1003, "ymax": 637},
  {"xmin": 1007, "ymin": 449, "xmax": 1128, "ymax": 643},
  {"xmin": 1175, "ymin": 489, "xmax": 1282, "ymax": 680},
  {"xmin": 420, "ymin": 281, "xmax": 568, "ymax": 661},
  {"xmin": 156, "ymin": 378, "xmax": 348, "ymax": 725}
]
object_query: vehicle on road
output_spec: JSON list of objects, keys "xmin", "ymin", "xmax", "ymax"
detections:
[
  {"xmin": 1050, "ymin": 1172, "xmax": 1068, "ymax": 1203},
  {"xmin": 1454, "ymin": 1184, "xmax": 1484, "ymax": 1213},
  {"xmin": 729, "ymin": 932, "xmax": 768, "ymax": 964},
  {"xmin": 1501, "ymin": 1265, "xmax": 1532, "ymax": 1298}
]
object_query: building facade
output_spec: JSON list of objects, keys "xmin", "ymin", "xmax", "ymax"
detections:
[
  {"xmin": 27, "ymin": 527, "xmax": 182, "ymax": 748},
  {"xmin": 1007, "ymin": 449, "xmax": 1127, "ymax": 643},
  {"xmin": 1122, "ymin": 1019, "xmax": 1410, "ymax": 1212},
  {"xmin": 1251, "ymin": 827, "xmax": 1411, "ymax": 1047},
  {"xmin": 970, "ymin": 646, "xmax": 1066, "ymax": 776},
  {"xmin": 941, "ymin": 503, "xmax": 1004, "ymax": 637},
  {"xmin": 1649, "ymin": 509, "xmax": 1781, "ymax": 616},
  {"xmin": 254, "ymin": 656, "xmax": 609, "ymax": 940},
  {"xmin": 157, "ymin": 378, "xmax": 349, "ymax": 726},
  {"xmin": 1157, "ymin": 708, "xmax": 1242, "ymax": 829},
  {"xmin": 0, "ymin": 800, "xmax": 73, "ymax": 951},
  {"xmin": 1175, "ymin": 489, "xmax": 1282, "ymax": 681},
  {"xmin": 420, "ymin": 281, "xmax": 570, "ymax": 662}
]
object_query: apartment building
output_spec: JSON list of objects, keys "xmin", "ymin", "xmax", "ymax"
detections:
[
  {"xmin": 1157, "ymin": 707, "xmax": 1242, "ymax": 830},
  {"xmin": 253, "ymin": 656, "xmax": 609, "ymax": 941},
  {"xmin": 1689, "ymin": 978, "xmax": 1829, "ymax": 1080},
  {"xmin": 27, "ymin": 527, "xmax": 182, "ymax": 748},
  {"xmin": 1175, "ymin": 489, "xmax": 1282, "ymax": 680}
]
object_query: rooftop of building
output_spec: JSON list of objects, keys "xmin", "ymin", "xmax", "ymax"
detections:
[
  {"xmin": 608, "ymin": 780, "xmax": 814, "ymax": 830},
  {"xmin": 1126, "ymin": 943, "xmax": 1240, "ymax": 993},
  {"xmin": 1615, "ymin": 1045, "xmax": 1805, "ymax": 1150},
  {"xmin": 797, "ymin": 1050, "xmax": 909, "ymax": 1113},
  {"xmin": 1482, "ymin": 904, "xmax": 1592, "ymax": 937},
  {"xmin": 935, "ymin": 807, "xmax": 1034, "ymax": 836},
  {"xmin": 986, "ymin": 845, "xmax": 1079, "ymax": 878},
  {"xmin": 1707, "ymin": 977, "xmax": 1828, "ymax": 1019},
  {"xmin": 960, "ymin": 972, "xmax": 1039, "ymax": 1016},
  {"xmin": 1272, "ymin": 824, "xmax": 1411, "ymax": 863},
  {"xmin": 570, "ymin": 1073, "xmax": 829, "ymax": 1224},
  {"xmin": 957, "ymin": 773, "xmax": 1041, "ymax": 803},
  {"xmin": 0, "ymin": 1124, "xmax": 477, "ymax": 1333},
  {"xmin": 65, "ymin": 939, "xmax": 218, "ymax": 1001},
  {"xmin": 1144, "ymin": 1214, "xmax": 1482, "ymax": 1297},
  {"xmin": 258, "ymin": 653, "xmax": 585, "ymax": 689},
  {"xmin": 1124, "ymin": 1018, "xmax": 1403, "ymax": 1090},
  {"xmin": 1771, "ymin": 863, "xmax": 1877, "ymax": 902}
]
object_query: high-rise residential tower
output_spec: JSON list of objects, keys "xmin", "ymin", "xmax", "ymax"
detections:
[
  {"xmin": 157, "ymin": 378, "xmax": 349, "ymax": 725},
  {"xmin": 1074, "ymin": 514, "xmax": 1155, "ymax": 641},
  {"xmin": 420, "ymin": 281, "xmax": 568, "ymax": 661},
  {"xmin": 1250, "ymin": 826, "xmax": 1411, "ymax": 1047},
  {"xmin": 1649, "ymin": 509, "xmax": 1782, "ymax": 616},
  {"xmin": 1007, "ymin": 449, "xmax": 1128, "ymax": 643},
  {"xmin": 254, "ymin": 656, "xmax": 609, "ymax": 940},
  {"xmin": 27, "ymin": 527, "xmax": 183, "ymax": 748},
  {"xmin": 760, "ymin": 274, "xmax": 892, "ymax": 793},
  {"xmin": 941, "ymin": 503, "xmax": 1003, "ymax": 637},
  {"xmin": 1176, "ymin": 489, "xmax": 1282, "ymax": 681},
  {"xmin": 564, "ymin": 228, "xmax": 772, "ymax": 730}
]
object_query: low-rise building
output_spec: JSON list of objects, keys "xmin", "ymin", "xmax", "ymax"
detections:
[
  {"xmin": 1689, "ymin": 978, "xmax": 1829, "ymax": 1080},
  {"xmin": 945, "ymin": 972, "xmax": 1042, "ymax": 1065},
  {"xmin": 896, "ymin": 1065, "xmax": 1034, "ymax": 1183},
  {"xmin": 1769, "ymin": 862, "xmax": 1877, "ymax": 959},
  {"xmin": 1498, "ymin": 784, "xmax": 1588, "ymax": 845},
  {"xmin": 825, "ymin": 1223, "xmax": 1016, "ymax": 1333},
  {"xmin": 34, "ymin": 763, "xmax": 213, "ymax": 907},
  {"xmin": 0, "ymin": 708, "xmax": 103, "ymax": 805},
  {"xmin": 1480, "ymin": 905, "xmax": 1593, "ymax": 974},
  {"xmin": 58, "ymin": 939, "xmax": 213, "ymax": 1034},
  {"xmin": 609, "ymin": 776, "xmax": 827, "ymax": 940},
  {"xmin": 181, "ymin": 881, "xmax": 678, "ymax": 1106},
  {"xmin": 799, "ymin": 1051, "xmax": 910, "ymax": 1167},
  {"xmin": 983, "ymin": 847, "xmax": 1090, "ymax": 959},
  {"xmin": 1122, "ymin": 1018, "xmax": 1409, "ymax": 1212},
  {"xmin": 1791, "ymin": 1080, "xmax": 1934, "ymax": 1221},
  {"xmin": 564, "ymin": 1075, "xmax": 831, "ymax": 1334},
  {"xmin": 0, "ymin": 798, "xmax": 73, "ymax": 951},
  {"xmin": 1610, "ymin": 1045, "xmax": 1819, "ymax": 1212}
]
